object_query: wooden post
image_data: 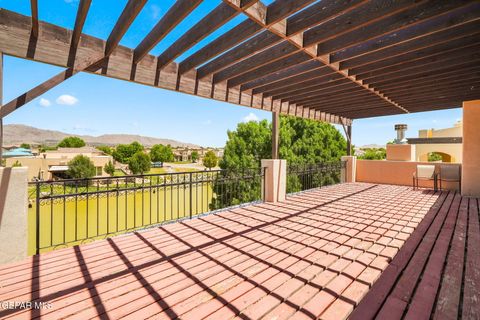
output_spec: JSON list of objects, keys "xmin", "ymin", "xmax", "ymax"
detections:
[
  {"xmin": 0, "ymin": 53, "xmax": 3, "ymax": 166},
  {"xmin": 347, "ymin": 125, "xmax": 352, "ymax": 156},
  {"xmin": 272, "ymin": 111, "xmax": 279, "ymax": 159}
]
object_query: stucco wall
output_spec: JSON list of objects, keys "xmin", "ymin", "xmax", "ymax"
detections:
[
  {"xmin": 415, "ymin": 143, "xmax": 462, "ymax": 163},
  {"xmin": 0, "ymin": 167, "xmax": 28, "ymax": 264},
  {"xmin": 462, "ymin": 100, "xmax": 480, "ymax": 197},
  {"xmin": 356, "ymin": 160, "xmax": 460, "ymax": 190}
]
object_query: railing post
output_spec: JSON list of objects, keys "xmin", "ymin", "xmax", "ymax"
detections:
[
  {"xmin": 189, "ymin": 172, "xmax": 193, "ymax": 219},
  {"xmin": 35, "ymin": 180, "xmax": 40, "ymax": 255}
]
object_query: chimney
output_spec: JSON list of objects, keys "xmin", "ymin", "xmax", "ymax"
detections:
[{"xmin": 394, "ymin": 124, "xmax": 408, "ymax": 144}]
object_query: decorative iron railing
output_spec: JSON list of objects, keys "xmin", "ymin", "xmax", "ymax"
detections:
[
  {"xmin": 28, "ymin": 168, "xmax": 265, "ymax": 254},
  {"xmin": 287, "ymin": 161, "xmax": 345, "ymax": 193}
]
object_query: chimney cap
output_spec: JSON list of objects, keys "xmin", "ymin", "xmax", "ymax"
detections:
[{"xmin": 395, "ymin": 124, "xmax": 408, "ymax": 130}]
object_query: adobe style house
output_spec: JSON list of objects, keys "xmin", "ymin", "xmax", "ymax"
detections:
[{"xmin": 5, "ymin": 146, "xmax": 113, "ymax": 180}]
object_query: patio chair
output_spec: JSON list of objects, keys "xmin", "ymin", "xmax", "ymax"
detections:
[
  {"xmin": 413, "ymin": 165, "xmax": 437, "ymax": 191},
  {"xmin": 438, "ymin": 164, "xmax": 461, "ymax": 192}
]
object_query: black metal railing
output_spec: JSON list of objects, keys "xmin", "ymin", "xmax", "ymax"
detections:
[
  {"xmin": 28, "ymin": 168, "xmax": 265, "ymax": 253},
  {"xmin": 287, "ymin": 161, "xmax": 345, "ymax": 193}
]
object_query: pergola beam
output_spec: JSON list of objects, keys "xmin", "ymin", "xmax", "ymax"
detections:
[
  {"xmin": 68, "ymin": 0, "xmax": 92, "ymax": 67},
  {"xmin": 133, "ymin": 0, "xmax": 202, "ymax": 65},
  {"xmin": 30, "ymin": 0, "xmax": 39, "ymax": 38}
]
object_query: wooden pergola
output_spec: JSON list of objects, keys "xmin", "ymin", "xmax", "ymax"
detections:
[{"xmin": 0, "ymin": 0, "xmax": 479, "ymax": 159}]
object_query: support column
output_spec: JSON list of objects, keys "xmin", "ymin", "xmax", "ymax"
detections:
[
  {"xmin": 346, "ymin": 125, "xmax": 352, "ymax": 156},
  {"xmin": 272, "ymin": 111, "xmax": 279, "ymax": 159},
  {"xmin": 0, "ymin": 53, "xmax": 3, "ymax": 167},
  {"xmin": 0, "ymin": 167, "xmax": 28, "ymax": 264},
  {"xmin": 462, "ymin": 100, "xmax": 480, "ymax": 197},
  {"xmin": 341, "ymin": 156, "xmax": 357, "ymax": 183},
  {"xmin": 261, "ymin": 159, "xmax": 286, "ymax": 203}
]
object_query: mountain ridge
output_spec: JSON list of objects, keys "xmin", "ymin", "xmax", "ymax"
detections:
[{"xmin": 3, "ymin": 124, "xmax": 200, "ymax": 148}]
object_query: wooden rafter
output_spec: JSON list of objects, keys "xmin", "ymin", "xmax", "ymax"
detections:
[
  {"xmin": 133, "ymin": 0, "xmax": 202, "ymax": 64},
  {"xmin": 30, "ymin": 0, "xmax": 39, "ymax": 38}
]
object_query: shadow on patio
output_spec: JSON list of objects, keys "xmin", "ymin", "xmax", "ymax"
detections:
[{"xmin": 0, "ymin": 182, "xmax": 477, "ymax": 320}]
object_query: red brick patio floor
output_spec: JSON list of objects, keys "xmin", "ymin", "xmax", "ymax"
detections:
[{"xmin": 0, "ymin": 183, "xmax": 477, "ymax": 319}]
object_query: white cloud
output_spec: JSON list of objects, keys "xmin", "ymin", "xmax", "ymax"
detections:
[
  {"xmin": 39, "ymin": 98, "xmax": 51, "ymax": 107},
  {"xmin": 56, "ymin": 94, "xmax": 78, "ymax": 105},
  {"xmin": 242, "ymin": 112, "xmax": 259, "ymax": 122}
]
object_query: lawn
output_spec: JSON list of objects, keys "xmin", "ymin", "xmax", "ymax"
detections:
[{"xmin": 28, "ymin": 183, "xmax": 213, "ymax": 255}]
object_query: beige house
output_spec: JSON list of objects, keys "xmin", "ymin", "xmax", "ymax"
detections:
[
  {"xmin": 5, "ymin": 147, "xmax": 113, "ymax": 181},
  {"xmin": 413, "ymin": 121, "xmax": 463, "ymax": 163}
]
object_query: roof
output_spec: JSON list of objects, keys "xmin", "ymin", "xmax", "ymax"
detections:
[
  {"xmin": 48, "ymin": 165, "xmax": 69, "ymax": 172},
  {"xmin": 3, "ymin": 149, "xmax": 33, "ymax": 157},
  {"xmin": 0, "ymin": 2, "xmax": 478, "ymax": 123}
]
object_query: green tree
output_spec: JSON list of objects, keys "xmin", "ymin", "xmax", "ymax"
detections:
[
  {"xmin": 39, "ymin": 145, "xmax": 58, "ymax": 152},
  {"xmin": 12, "ymin": 160, "xmax": 22, "ymax": 167},
  {"xmin": 150, "ymin": 144, "xmax": 174, "ymax": 163},
  {"xmin": 97, "ymin": 145, "xmax": 113, "ymax": 155},
  {"xmin": 58, "ymin": 136, "xmax": 86, "ymax": 148},
  {"xmin": 112, "ymin": 141, "xmax": 143, "ymax": 164},
  {"xmin": 128, "ymin": 152, "xmax": 151, "ymax": 174},
  {"xmin": 428, "ymin": 152, "xmax": 443, "ymax": 162},
  {"xmin": 104, "ymin": 161, "xmax": 115, "ymax": 176},
  {"xmin": 357, "ymin": 148, "xmax": 386, "ymax": 160},
  {"xmin": 66, "ymin": 155, "xmax": 96, "ymax": 179},
  {"xmin": 191, "ymin": 151, "xmax": 199, "ymax": 163},
  {"xmin": 211, "ymin": 115, "xmax": 347, "ymax": 209},
  {"xmin": 203, "ymin": 150, "xmax": 218, "ymax": 170},
  {"xmin": 20, "ymin": 143, "xmax": 30, "ymax": 149}
]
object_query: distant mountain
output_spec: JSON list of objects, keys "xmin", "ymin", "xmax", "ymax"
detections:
[
  {"xmin": 359, "ymin": 144, "xmax": 386, "ymax": 149},
  {"xmin": 3, "ymin": 124, "xmax": 200, "ymax": 148}
]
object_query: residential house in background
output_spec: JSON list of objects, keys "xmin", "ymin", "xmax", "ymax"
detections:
[{"xmin": 5, "ymin": 146, "xmax": 113, "ymax": 180}]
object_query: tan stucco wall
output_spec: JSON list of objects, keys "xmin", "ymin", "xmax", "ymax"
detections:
[
  {"xmin": 386, "ymin": 144, "xmax": 415, "ymax": 161},
  {"xmin": 415, "ymin": 143, "xmax": 462, "ymax": 163},
  {"xmin": 356, "ymin": 160, "xmax": 460, "ymax": 191},
  {"xmin": 419, "ymin": 124, "xmax": 462, "ymax": 138},
  {"xmin": 6, "ymin": 155, "xmax": 113, "ymax": 181},
  {"xmin": 261, "ymin": 159, "xmax": 286, "ymax": 203},
  {"xmin": 0, "ymin": 167, "xmax": 28, "ymax": 264},
  {"xmin": 462, "ymin": 100, "xmax": 480, "ymax": 197}
]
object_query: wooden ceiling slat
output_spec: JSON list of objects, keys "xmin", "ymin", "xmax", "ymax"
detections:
[
  {"xmin": 264, "ymin": 74, "xmax": 349, "ymax": 98},
  {"xmin": 227, "ymin": 52, "xmax": 311, "ymax": 88},
  {"xmin": 271, "ymin": 80, "xmax": 355, "ymax": 102},
  {"xmin": 67, "ymin": 0, "xmax": 92, "ymax": 68},
  {"xmin": 349, "ymin": 37, "xmax": 480, "ymax": 76},
  {"xmin": 213, "ymin": 41, "xmax": 298, "ymax": 84},
  {"xmin": 361, "ymin": 54, "xmax": 480, "ymax": 84},
  {"xmin": 133, "ymin": 0, "xmax": 202, "ymax": 64},
  {"xmin": 242, "ymin": 60, "xmax": 324, "ymax": 92},
  {"xmin": 105, "ymin": 0, "xmax": 147, "ymax": 57},
  {"xmin": 354, "ymin": 45, "xmax": 480, "ymax": 81},
  {"xmin": 156, "ymin": 3, "xmax": 241, "ymax": 70},
  {"xmin": 303, "ymin": 0, "xmax": 420, "ymax": 48},
  {"xmin": 387, "ymin": 83, "xmax": 480, "ymax": 100},
  {"xmin": 331, "ymin": 3, "xmax": 480, "ymax": 63},
  {"xmin": 315, "ymin": 1, "xmax": 473, "ymax": 55},
  {"xmin": 30, "ymin": 0, "xmax": 38, "ymax": 38},
  {"xmin": 370, "ymin": 61, "xmax": 480, "ymax": 88},
  {"xmin": 251, "ymin": 67, "xmax": 336, "ymax": 95},
  {"xmin": 381, "ymin": 77, "xmax": 480, "ymax": 95},
  {"xmin": 341, "ymin": 22, "xmax": 480, "ymax": 71}
]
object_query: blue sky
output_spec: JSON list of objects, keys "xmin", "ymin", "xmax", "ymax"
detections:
[{"xmin": 0, "ymin": 0, "xmax": 463, "ymax": 147}]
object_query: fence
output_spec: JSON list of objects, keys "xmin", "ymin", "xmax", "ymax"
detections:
[
  {"xmin": 28, "ymin": 168, "xmax": 265, "ymax": 253},
  {"xmin": 287, "ymin": 161, "xmax": 346, "ymax": 193}
]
